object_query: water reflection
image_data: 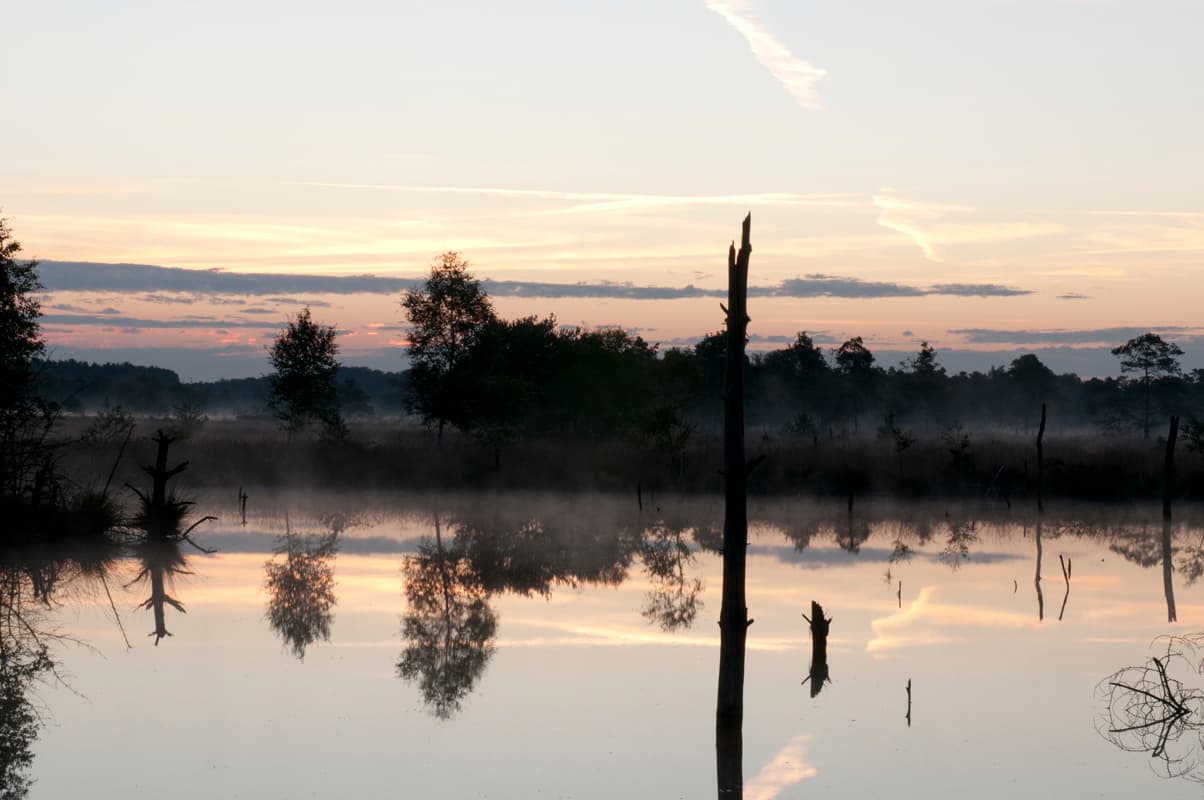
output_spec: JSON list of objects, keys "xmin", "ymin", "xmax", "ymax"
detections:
[
  {"xmin": 397, "ymin": 515, "xmax": 497, "ymax": 720},
  {"xmin": 801, "ymin": 601, "xmax": 831, "ymax": 699},
  {"xmin": 0, "ymin": 564, "xmax": 53, "ymax": 799},
  {"xmin": 1035, "ymin": 519, "xmax": 1045, "ymax": 622},
  {"xmin": 1110, "ymin": 523, "xmax": 1178, "ymax": 623},
  {"xmin": 1098, "ymin": 634, "xmax": 1204, "ymax": 783},
  {"xmin": 129, "ymin": 540, "xmax": 189, "ymax": 645},
  {"xmin": 1164, "ymin": 520, "xmax": 1178, "ymax": 624},
  {"xmin": 0, "ymin": 541, "xmax": 117, "ymax": 798},
  {"xmin": 397, "ymin": 506, "xmax": 707, "ymax": 717},
  {"xmin": 125, "ymin": 430, "xmax": 213, "ymax": 644},
  {"xmin": 639, "ymin": 521, "xmax": 704, "ymax": 632},
  {"xmin": 263, "ymin": 521, "xmax": 339, "ymax": 660},
  {"xmin": 10, "ymin": 490, "xmax": 1204, "ymax": 798},
  {"xmin": 938, "ymin": 517, "xmax": 977, "ymax": 570}
]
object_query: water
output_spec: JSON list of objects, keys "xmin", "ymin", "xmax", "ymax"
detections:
[{"xmin": 14, "ymin": 492, "xmax": 1204, "ymax": 798}]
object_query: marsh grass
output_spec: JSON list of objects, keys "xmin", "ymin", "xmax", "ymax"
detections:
[{"xmin": 45, "ymin": 417, "xmax": 1204, "ymax": 503}]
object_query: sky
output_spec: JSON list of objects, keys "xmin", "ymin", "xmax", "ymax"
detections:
[{"xmin": 3, "ymin": 0, "xmax": 1203, "ymax": 380}]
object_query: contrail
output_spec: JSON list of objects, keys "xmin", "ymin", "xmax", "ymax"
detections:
[
  {"xmin": 705, "ymin": 0, "xmax": 826, "ymax": 111},
  {"xmin": 873, "ymin": 192, "xmax": 943, "ymax": 262}
]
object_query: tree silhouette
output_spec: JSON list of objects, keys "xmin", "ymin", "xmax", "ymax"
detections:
[
  {"xmin": 264, "ymin": 526, "xmax": 338, "ymax": 660},
  {"xmin": 397, "ymin": 516, "xmax": 497, "ymax": 719},
  {"xmin": 834, "ymin": 336, "xmax": 876, "ymax": 432},
  {"xmin": 0, "ymin": 218, "xmax": 55, "ymax": 499},
  {"xmin": 904, "ymin": 341, "xmax": 945, "ymax": 430},
  {"xmin": 267, "ymin": 307, "xmax": 346, "ymax": 438},
  {"xmin": 1112, "ymin": 332, "xmax": 1184, "ymax": 439},
  {"xmin": 402, "ymin": 252, "xmax": 497, "ymax": 445},
  {"xmin": 1007, "ymin": 354, "xmax": 1057, "ymax": 402}
]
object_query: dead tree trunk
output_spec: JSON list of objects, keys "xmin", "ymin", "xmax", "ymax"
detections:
[
  {"xmin": 143, "ymin": 430, "xmax": 188, "ymax": 508},
  {"xmin": 1036, "ymin": 403, "xmax": 1046, "ymax": 514},
  {"xmin": 717, "ymin": 215, "xmax": 752, "ymax": 798},
  {"xmin": 1164, "ymin": 415, "xmax": 1179, "ymax": 521}
]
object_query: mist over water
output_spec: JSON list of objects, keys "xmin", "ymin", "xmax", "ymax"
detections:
[{"xmin": 7, "ymin": 489, "xmax": 1204, "ymax": 798}]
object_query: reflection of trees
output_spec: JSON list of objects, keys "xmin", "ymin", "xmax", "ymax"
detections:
[
  {"xmin": 1110, "ymin": 523, "xmax": 1177, "ymax": 622},
  {"xmin": 1097, "ymin": 635, "xmax": 1204, "ymax": 783},
  {"xmin": 1163, "ymin": 520, "xmax": 1177, "ymax": 623},
  {"xmin": 397, "ymin": 506, "xmax": 704, "ymax": 717},
  {"xmin": 1177, "ymin": 527, "xmax": 1204, "ymax": 587},
  {"xmin": 836, "ymin": 515, "xmax": 871, "ymax": 554},
  {"xmin": 0, "ymin": 563, "xmax": 64, "ymax": 798},
  {"xmin": 453, "ymin": 512, "xmax": 631, "ymax": 597},
  {"xmin": 637, "ymin": 522, "xmax": 703, "ymax": 632},
  {"xmin": 128, "ymin": 541, "xmax": 189, "ymax": 645},
  {"xmin": 1110, "ymin": 525, "xmax": 1161, "ymax": 568},
  {"xmin": 397, "ymin": 517, "xmax": 497, "ymax": 720},
  {"xmin": 264, "ymin": 525, "xmax": 338, "ymax": 660},
  {"xmin": 938, "ymin": 518, "xmax": 977, "ymax": 570},
  {"xmin": 1034, "ymin": 520, "xmax": 1045, "ymax": 621}
]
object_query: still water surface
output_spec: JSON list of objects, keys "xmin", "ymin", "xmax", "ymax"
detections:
[{"xmin": 17, "ymin": 492, "xmax": 1204, "ymax": 798}]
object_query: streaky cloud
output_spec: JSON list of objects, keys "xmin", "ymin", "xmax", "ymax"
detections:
[
  {"xmin": 705, "ymin": 0, "xmax": 827, "ymax": 111},
  {"xmin": 43, "ymin": 313, "xmax": 278, "ymax": 330},
  {"xmin": 927, "ymin": 283, "xmax": 1031, "ymax": 297},
  {"xmin": 872, "ymin": 191, "xmax": 959, "ymax": 262},
  {"xmin": 660, "ymin": 332, "xmax": 836, "ymax": 348},
  {"xmin": 772, "ymin": 275, "xmax": 924, "ymax": 298},
  {"xmin": 39, "ymin": 261, "xmax": 410, "ymax": 295},
  {"xmin": 291, "ymin": 182, "xmax": 854, "ymax": 212},
  {"xmin": 38, "ymin": 260, "xmax": 1031, "ymax": 300},
  {"xmin": 482, "ymin": 279, "xmax": 712, "ymax": 300},
  {"xmin": 949, "ymin": 326, "xmax": 1198, "ymax": 345},
  {"xmin": 872, "ymin": 190, "xmax": 1061, "ymax": 262}
]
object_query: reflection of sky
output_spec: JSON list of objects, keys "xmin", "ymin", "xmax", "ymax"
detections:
[
  {"xmin": 745, "ymin": 734, "xmax": 817, "ymax": 800},
  {"xmin": 30, "ymin": 506, "xmax": 1204, "ymax": 799}
]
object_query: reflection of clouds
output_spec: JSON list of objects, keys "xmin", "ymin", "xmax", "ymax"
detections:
[
  {"xmin": 1082, "ymin": 604, "xmax": 1204, "ymax": 626},
  {"xmin": 867, "ymin": 586, "xmax": 1034, "ymax": 655},
  {"xmin": 500, "ymin": 617, "xmax": 801, "ymax": 652},
  {"xmin": 745, "ymin": 734, "xmax": 818, "ymax": 800}
]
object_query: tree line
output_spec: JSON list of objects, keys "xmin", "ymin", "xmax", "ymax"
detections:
[
  {"xmin": 393, "ymin": 252, "xmax": 1204, "ymax": 449},
  {"xmin": 6, "ymin": 227, "xmax": 1204, "ymax": 454},
  {"xmin": 20, "ymin": 252, "xmax": 1204, "ymax": 451}
]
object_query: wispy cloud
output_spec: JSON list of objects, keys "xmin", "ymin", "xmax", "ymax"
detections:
[
  {"xmin": 1057, "ymin": 292, "xmax": 1091, "ymax": 301},
  {"xmin": 873, "ymin": 191, "xmax": 1063, "ymax": 262},
  {"xmin": 1087, "ymin": 210, "xmax": 1204, "ymax": 219},
  {"xmin": 39, "ymin": 261, "xmax": 1032, "ymax": 300},
  {"xmin": 872, "ymin": 192, "xmax": 958, "ymax": 261},
  {"xmin": 42, "ymin": 313, "xmax": 277, "ymax": 330},
  {"xmin": 705, "ymin": 0, "xmax": 827, "ymax": 111},
  {"xmin": 949, "ymin": 326, "xmax": 1200, "ymax": 345},
  {"xmin": 659, "ymin": 332, "xmax": 838, "ymax": 348},
  {"xmin": 291, "ymin": 181, "xmax": 855, "ymax": 214}
]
